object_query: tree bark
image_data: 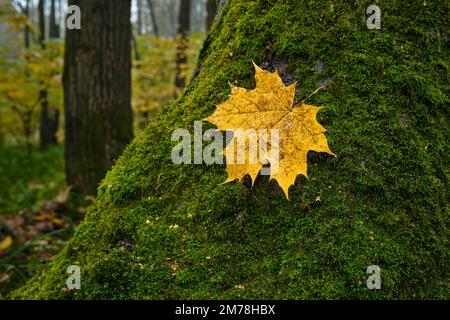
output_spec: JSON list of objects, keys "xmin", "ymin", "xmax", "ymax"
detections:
[
  {"xmin": 174, "ymin": 0, "xmax": 191, "ymax": 97},
  {"xmin": 63, "ymin": 0, "xmax": 133, "ymax": 195}
]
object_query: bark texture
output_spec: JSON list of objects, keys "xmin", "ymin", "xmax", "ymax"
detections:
[{"xmin": 63, "ymin": 0, "xmax": 133, "ymax": 195}]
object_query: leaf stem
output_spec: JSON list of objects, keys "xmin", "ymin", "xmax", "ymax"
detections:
[{"xmin": 298, "ymin": 85, "xmax": 326, "ymax": 106}]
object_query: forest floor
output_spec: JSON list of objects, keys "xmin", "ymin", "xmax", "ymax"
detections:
[{"xmin": 0, "ymin": 146, "xmax": 90, "ymax": 297}]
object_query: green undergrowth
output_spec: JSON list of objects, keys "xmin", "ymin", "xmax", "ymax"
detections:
[
  {"xmin": 0, "ymin": 146, "xmax": 66, "ymax": 214},
  {"xmin": 11, "ymin": 0, "xmax": 449, "ymax": 299}
]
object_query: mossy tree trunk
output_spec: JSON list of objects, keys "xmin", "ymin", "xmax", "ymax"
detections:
[
  {"xmin": 13, "ymin": 0, "xmax": 449, "ymax": 299},
  {"xmin": 63, "ymin": 0, "xmax": 133, "ymax": 195}
]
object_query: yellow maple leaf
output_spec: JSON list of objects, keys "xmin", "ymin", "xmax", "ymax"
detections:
[
  {"xmin": 206, "ymin": 62, "xmax": 334, "ymax": 198},
  {"xmin": 0, "ymin": 236, "xmax": 13, "ymax": 251}
]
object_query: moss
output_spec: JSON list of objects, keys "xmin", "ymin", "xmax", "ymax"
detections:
[{"xmin": 11, "ymin": 0, "xmax": 449, "ymax": 299}]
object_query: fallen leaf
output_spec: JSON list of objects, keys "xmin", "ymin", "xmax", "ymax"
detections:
[
  {"xmin": 84, "ymin": 195, "xmax": 96, "ymax": 203},
  {"xmin": 54, "ymin": 186, "xmax": 72, "ymax": 204},
  {"xmin": 0, "ymin": 271, "xmax": 10, "ymax": 283},
  {"xmin": 207, "ymin": 62, "xmax": 334, "ymax": 198},
  {"xmin": 0, "ymin": 236, "xmax": 13, "ymax": 251}
]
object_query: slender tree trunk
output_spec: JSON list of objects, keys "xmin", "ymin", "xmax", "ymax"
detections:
[
  {"xmin": 137, "ymin": 0, "xmax": 143, "ymax": 35},
  {"xmin": 146, "ymin": 0, "xmax": 159, "ymax": 37},
  {"xmin": 132, "ymin": 32, "xmax": 140, "ymax": 61},
  {"xmin": 38, "ymin": 0, "xmax": 59, "ymax": 148},
  {"xmin": 23, "ymin": 0, "xmax": 32, "ymax": 158},
  {"xmin": 206, "ymin": 0, "xmax": 217, "ymax": 31},
  {"xmin": 63, "ymin": 0, "xmax": 133, "ymax": 195},
  {"xmin": 24, "ymin": 0, "xmax": 31, "ymax": 158},
  {"xmin": 49, "ymin": 0, "xmax": 60, "ymax": 38},
  {"xmin": 38, "ymin": 0, "xmax": 46, "ymax": 48},
  {"xmin": 174, "ymin": 0, "xmax": 191, "ymax": 97},
  {"xmin": 24, "ymin": 0, "xmax": 30, "ymax": 50},
  {"xmin": 23, "ymin": 111, "xmax": 33, "ymax": 159}
]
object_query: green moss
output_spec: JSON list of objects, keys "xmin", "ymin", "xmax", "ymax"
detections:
[{"xmin": 11, "ymin": 0, "xmax": 449, "ymax": 299}]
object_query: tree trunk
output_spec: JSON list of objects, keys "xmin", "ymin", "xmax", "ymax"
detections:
[
  {"xmin": 146, "ymin": 0, "xmax": 159, "ymax": 37},
  {"xmin": 174, "ymin": 0, "xmax": 191, "ymax": 97},
  {"xmin": 39, "ymin": 99, "xmax": 59, "ymax": 147},
  {"xmin": 137, "ymin": 0, "xmax": 143, "ymax": 35},
  {"xmin": 132, "ymin": 32, "xmax": 140, "ymax": 61},
  {"xmin": 22, "ymin": 0, "xmax": 31, "ymax": 158},
  {"xmin": 38, "ymin": 0, "xmax": 59, "ymax": 148},
  {"xmin": 12, "ymin": 0, "xmax": 449, "ymax": 300},
  {"xmin": 49, "ymin": 0, "xmax": 60, "ymax": 38},
  {"xmin": 23, "ymin": 0, "xmax": 30, "ymax": 50},
  {"xmin": 38, "ymin": 0, "xmax": 45, "ymax": 48},
  {"xmin": 63, "ymin": 0, "xmax": 133, "ymax": 195},
  {"xmin": 206, "ymin": 0, "xmax": 217, "ymax": 30},
  {"xmin": 23, "ymin": 111, "xmax": 33, "ymax": 159}
]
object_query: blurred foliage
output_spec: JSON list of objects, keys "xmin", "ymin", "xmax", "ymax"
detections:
[
  {"xmin": 0, "ymin": 2, "xmax": 64, "ymax": 148},
  {"xmin": 132, "ymin": 33, "xmax": 205, "ymax": 131}
]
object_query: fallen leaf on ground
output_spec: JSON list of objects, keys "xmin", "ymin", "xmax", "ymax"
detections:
[
  {"xmin": 54, "ymin": 186, "xmax": 72, "ymax": 204},
  {"xmin": 0, "ymin": 236, "xmax": 13, "ymax": 251}
]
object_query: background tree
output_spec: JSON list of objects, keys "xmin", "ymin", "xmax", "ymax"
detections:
[
  {"xmin": 146, "ymin": 0, "xmax": 158, "ymax": 37},
  {"xmin": 174, "ymin": 0, "xmax": 190, "ymax": 97},
  {"xmin": 206, "ymin": 0, "xmax": 217, "ymax": 30},
  {"xmin": 49, "ymin": 0, "xmax": 59, "ymax": 38},
  {"xmin": 38, "ymin": 0, "xmax": 59, "ymax": 147},
  {"xmin": 63, "ymin": 0, "xmax": 133, "ymax": 195},
  {"xmin": 137, "ymin": 0, "xmax": 143, "ymax": 35}
]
